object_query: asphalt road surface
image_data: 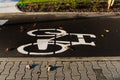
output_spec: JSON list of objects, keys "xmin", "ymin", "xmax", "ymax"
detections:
[{"xmin": 0, "ymin": 17, "xmax": 120, "ymax": 57}]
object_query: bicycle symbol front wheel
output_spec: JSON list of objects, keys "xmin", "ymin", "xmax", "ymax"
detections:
[{"xmin": 17, "ymin": 42, "xmax": 68, "ymax": 55}]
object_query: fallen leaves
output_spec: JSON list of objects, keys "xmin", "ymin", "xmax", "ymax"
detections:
[
  {"xmin": 33, "ymin": 23, "xmax": 36, "ymax": 27},
  {"xmin": 20, "ymin": 26, "xmax": 24, "ymax": 32},
  {"xmin": 25, "ymin": 63, "xmax": 59, "ymax": 74},
  {"xmin": 101, "ymin": 34, "xmax": 104, "ymax": 37},
  {"xmin": 26, "ymin": 64, "xmax": 31, "ymax": 70},
  {"xmin": 5, "ymin": 47, "xmax": 16, "ymax": 52},
  {"xmin": 46, "ymin": 65, "xmax": 52, "ymax": 71},
  {"xmin": 25, "ymin": 64, "xmax": 53, "ymax": 72},
  {"xmin": 5, "ymin": 48, "xmax": 9, "ymax": 52},
  {"xmin": 105, "ymin": 29, "xmax": 110, "ymax": 33},
  {"xmin": 59, "ymin": 27, "xmax": 63, "ymax": 30}
]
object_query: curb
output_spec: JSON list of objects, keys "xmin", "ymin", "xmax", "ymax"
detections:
[
  {"xmin": 0, "ymin": 57, "xmax": 120, "ymax": 61},
  {"xmin": 0, "ymin": 12, "xmax": 120, "ymax": 25},
  {"xmin": 0, "ymin": 12, "xmax": 120, "ymax": 18}
]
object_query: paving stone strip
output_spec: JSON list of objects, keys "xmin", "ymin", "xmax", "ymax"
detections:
[
  {"xmin": 98, "ymin": 61, "xmax": 113, "ymax": 80},
  {"xmin": 39, "ymin": 61, "xmax": 48, "ymax": 80},
  {"xmin": 55, "ymin": 61, "xmax": 64, "ymax": 80},
  {"xmin": 6, "ymin": 62, "xmax": 20, "ymax": 80},
  {"xmin": 0, "ymin": 60, "xmax": 120, "ymax": 80},
  {"xmin": 92, "ymin": 61, "xmax": 106, "ymax": 80},
  {"xmin": 105, "ymin": 61, "xmax": 119, "ymax": 80},
  {"xmin": 47, "ymin": 61, "xmax": 56, "ymax": 80},
  {"xmin": 77, "ymin": 62, "xmax": 89, "ymax": 80},
  {"xmin": 15, "ymin": 62, "xmax": 27, "ymax": 80},
  {"xmin": 70, "ymin": 62, "xmax": 80, "ymax": 80},
  {"xmin": 63, "ymin": 62, "xmax": 73, "ymax": 80},
  {"xmin": 32, "ymin": 61, "xmax": 42, "ymax": 80},
  {"xmin": 84, "ymin": 62, "xmax": 97, "ymax": 80}
]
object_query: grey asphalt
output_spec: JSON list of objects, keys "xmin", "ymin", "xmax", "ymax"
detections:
[
  {"xmin": 0, "ymin": 13, "xmax": 120, "ymax": 57},
  {"xmin": 0, "ymin": 12, "xmax": 120, "ymax": 80}
]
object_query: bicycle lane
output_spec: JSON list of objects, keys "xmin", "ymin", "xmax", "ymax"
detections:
[{"xmin": 0, "ymin": 17, "xmax": 120, "ymax": 57}]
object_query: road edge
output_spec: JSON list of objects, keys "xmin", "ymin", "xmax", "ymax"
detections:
[{"xmin": 0, "ymin": 57, "xmax": 120, "ymax": 61}]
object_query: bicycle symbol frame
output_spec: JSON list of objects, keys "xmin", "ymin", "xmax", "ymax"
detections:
[{"xmin": 17, "ymin": 28, "xmax": 96, "ymax": 55}]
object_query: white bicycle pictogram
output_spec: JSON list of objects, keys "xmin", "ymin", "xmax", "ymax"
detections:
[{"xmin": 17, "ymin": 28, "xmax": 96, "ymax": 55}]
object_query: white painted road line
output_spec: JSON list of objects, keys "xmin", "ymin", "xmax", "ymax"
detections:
[{"xmin": 0, "ymin": 20, "xmax": 8, "ymax": 25}]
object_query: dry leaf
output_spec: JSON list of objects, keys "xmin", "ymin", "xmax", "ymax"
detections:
[
  {"xmin": 20, "ymin": 26, "xmax": 24, "ymax": 32},
  {"xmin": 5, "ymin": 48, "xmax": 9, "ymax": 52},
  {"xmin": 46, "ymin": 65, "xmax": 52, "ymax": 71},
  {"xmin": 105, "ymin": 29, "xmax": 110, "ymax": 33},
  {"xmin": 26, "ymin": 64, "xmax": 31, "ymax": 70},
  {"xmin": 33, "ymin": 23, "xmax": 36, "ymax": 27},
  {"xmin": 59, "ymin": 27, "xmax": 63, "ymax": 30},
  {"xmin": 101, "ymin": 34, "xmax": 104, "ymax": 37}
]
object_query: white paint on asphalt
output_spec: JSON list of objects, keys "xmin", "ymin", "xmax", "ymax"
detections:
[
  {"xmin": 0, "ymin": 20, "xmax": 8, "ymax": 25},
  {"xmin": 71, "ymin": 33, "xmax": 96, "ymax": 46},
  {"xmin": 17, "ymin": 28, "xmax": 96, "ymax": 55},
  {"xmin": 17, "ymin": 43, "xmax": 68, "ymax": 55},
  {"xmin": 0, "ymin": 0, "xmax": 21, "ymax": 13},
  {"xmin": 37, "ymin": 39, "xmax": 50, "ymax": 50},
  {"xmin": 27, "ymin": 29, "xmax": 67, "ymax": 37}
]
